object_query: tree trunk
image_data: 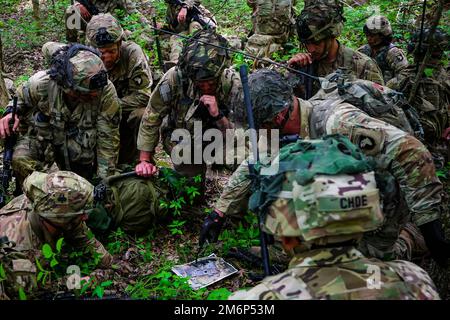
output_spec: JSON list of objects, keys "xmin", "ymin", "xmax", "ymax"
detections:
[
  {"xmin": 0, "ymin": 35, "xmax": 8, "ymax": 107},
  {"xmin": 32, "ymin": 0, "xmax": 42, "ymax": 34}
]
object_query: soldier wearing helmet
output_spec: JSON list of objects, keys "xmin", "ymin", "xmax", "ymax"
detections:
[
  {"xmin": 389, "ymin": 28, "xmax": 450, "ymax": 169},
  {"xmin": 84, "ymin": 13, "xmax": 153, "ymax": 166},
  {"xmin": 0, "ymin": 171, "xmax": 112, "ymax": 272},
  {"xmin": 201, "ymin": 69, "xmax": 450, "ymax": 267},
  {"xmin": 135, "ymin": 29, "xmax": 241, "ymax": 187},
  {"xmin": 65, "ymin": 0, "xmax": 152, "ymax": 44},
  {"xmin": 0, "ymin": 44, "xmax": 121, "ymax": 184},
  {"xmin": 358, "ymin": 15, "xmax": 409, "ymax": 86},
  {"xmin": 226, "ymin": 137, "xmax": 440, "ymax": 300},
  {"xmin": 288, "ymin": 1, "xmax": 384, "ymax": 97}
]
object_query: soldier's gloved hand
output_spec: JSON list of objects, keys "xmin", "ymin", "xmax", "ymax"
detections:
[
  {"xmin": 419, "ymin": 219, "xmax": 450, "ymax": 267},
  {"xmin": 288, "ymin": 53, "xmax": 313, "ymax": 68},
  {"xmin": 199, "ymin": 210, "xmax": 225, "ymax": 246}
]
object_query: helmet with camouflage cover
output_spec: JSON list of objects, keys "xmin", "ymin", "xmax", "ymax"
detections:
[
  {"xmin": 178, "ymin": 29, "xmax": 230, "ymax": 82},
  {"xmin": 255, "ymin": 136, "xmax": 384, "ymax": 246},
  {"xmin": 363, "ymin": 15, "xmax": 392, "ymax": 37},
  {"xmin": 23, "ymin": 171, "xmax": 94, "ymax": 224},
  {"xmin": 296, "ymin": 1, "xmax": 345, "ymax": 42},
  {"xmin": 407, "ymin": 27, "xmax": 449, "ymax": 57},
  {"xmin": 48, "ymin": 43, "xmax": 108, "ymax": 93},
  {"xmin": 248, "ymin": 69, "xmax": 293, "ymax": 129},
  {"xmin": 86, "ymin": 13, "xmax": 125, "ymax": 48}
]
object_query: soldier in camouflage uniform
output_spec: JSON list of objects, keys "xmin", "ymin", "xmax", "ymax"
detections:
[
  {"xmin": 244, "ymin": 0, "xmax": 295, "ymax": 61},
  {"xmin": 136, "ymin": 29, "xmax": 241, "ymax": 184},
  {"xmin": 0, "ymin": 44, "xmax": 121, "ymax": 184},
  {"xmin": 389, "ymin": 28, "xmax": 449, "ymax": 169},
  {"xmin": 65, "ymin": 0, "xmax": 151, "ymax": 43},
  {"xmin": 227, "ymin": 137, "xmax": 440, "ymax": 300},
  {"xmin": 200, "ymin": 69, "xmax": 450, "ymax": 266},
  {"xmin": 0, "ymin": 171, "xmax": 112, "ymax": 278},
  {"xmin": 358, "ymin": 15, "xmax": 409, "ymax": 87},
  {"xmin": 84, "ymin": 13, "xmax": 153, "ymax": 165},
  {"xmin": 287, "ymin": 1, "xmax": 384, "ymax": 98},
  {"xmin": 161, "ymin": 0, "xmax": 216, "ymax": 68}
]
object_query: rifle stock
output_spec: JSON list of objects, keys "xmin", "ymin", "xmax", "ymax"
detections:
[{"xmin": 239, "ymin": 64, "xmax": 271, "ymax": 277}]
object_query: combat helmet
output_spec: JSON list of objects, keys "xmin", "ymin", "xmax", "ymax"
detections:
[
  {"xmin": 23, "ymin": 171, "xmax": 94, "ymax": 225},
  {"xmin": 248, "ymin": 69, "xmax": 293, "ymax": 129},
  {"xmin": 363, "ymin": 15, "xmax": 393, "ymax": 37},
  {"xmin": 86, "ymin": 13, "xmax": 125, "ymax": 48},
  {"xmin": 48, "ymin": 43, "xmax": 108, "ymax": 93},
  {"xmin": 407, "ymin": 27, "xmax": 449, "ymax": 57},
  {"xmin": 296, "ymin": 1, "xmax": 345, "ymax": 43},
  {"xmin": 178, "ymin": 29, "xmax": 230, "ymax": 82},
  {"xmin": 251, "ymin": 135, "xmax": 383, "ymax": 247}
]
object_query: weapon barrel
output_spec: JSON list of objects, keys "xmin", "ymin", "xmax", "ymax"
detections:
[{"xmin": 239, "ymin": 64, "xmax": 271, "ymax": 276}]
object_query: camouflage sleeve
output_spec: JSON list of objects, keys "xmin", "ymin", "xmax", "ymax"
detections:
[
  {"xmin": 220, "ymin": 67, "xmax": 243, "ymax": 125},
  {"xmin": 361, "ymin": 57, "xmax": 385, "ymax": 85},
  {"xmin": 385, "ymin": 47, "xmax": 409, "ymax": 87},
  {"xmin": 63, "ymin": 221, "xmax": 113, "ymax": 268},
  {"xmin": 214, "ymin": 159, "xmax": 252, "ymax": 217},
  {"xmin": 327, "ymin": 103, "xmax": 442, "ymax": 226},
  {"xmin": 228, "ymin": 284, "xmax": 280, "ymax": 300},
  {"xmin": 137, "ymin": 67, "xmax": 179, "ymax": 153},
  {"xmin": 119, "ymin": 43, "xmax": 153, "ymax": 113},
  {"xmin": 96, "ymin": 81, "xmax": 121, "ymax": 178}
]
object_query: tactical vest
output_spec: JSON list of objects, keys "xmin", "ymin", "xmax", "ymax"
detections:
[
  {"xmin": 359, "ymin": 44, "xmax": 396, "ymax": 82},
  {"xmin": 44, "ymin": 80, "xmax": 99, "ymax": 169}
]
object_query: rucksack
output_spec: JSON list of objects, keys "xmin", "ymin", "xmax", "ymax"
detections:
[{"xmin": 314, "ymin": 70, "xmax": 424, "ymax": 140}]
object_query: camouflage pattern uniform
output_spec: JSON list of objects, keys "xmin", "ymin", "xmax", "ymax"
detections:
[
  {"xmin": 215, "ymin": 70, "xmax": 442, "ymax": 261},
  {"xmin": 358, "ymin": 16, "xmax": 409, "ymax": 86},
  {"xmin": 291, "ymin": 1, "xmax": 384, "ymax": 97},
  {"xmin": 0, "ymin": 171, "xmax": 112, "ymax": 273},
  {"xmin": 389, "ymin": 28, "xmax": 450, "ymax": 169},
  {"xmin": 137, "ymin": 30, "xmax": 242, "ymax": 179},
  {"xmin": 65, "ymin": 0, "xmax": 151, "ymax": 43},
  {"xmin": 228, "ymin": 136, "xmax": 439, "ymax": 300},
  {"xmin": 85, "ymin": 13, "xmax": 153, "ymax": 165},
  {"xmin": 8, "ymin": 45, "xmax": 121, "ymax": 183},
  {"xmin": 163, "ymin": 0, "xmax": 216, "ymax": 66},
  {"xmin": 244, "ymin": 0, "xmax": 295, "ymax": 60},
  {"xmin": 229, "ymin": 247, "xmax": 440, "ymax": 299}
]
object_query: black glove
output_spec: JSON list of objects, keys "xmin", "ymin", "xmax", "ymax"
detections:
[
  {"xmin": 419, "ymin": 219, "xmax": 450, "ymax": 267},
  {"xmin": 199, "ymin": 210, "xmax": 225, "ymax": 247}
]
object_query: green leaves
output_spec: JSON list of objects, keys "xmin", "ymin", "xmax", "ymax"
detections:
[
  {"xmin": 207, "ymin": 288, "xmax": 233, "ymax": 300},
  {"xmin": 0, "ymin": 263, "xmax": 6, "ymax": 281},
  {"xmin": 424, "ymin": 68, "xmax": 434, "ymax": 77},
  {"xmin": 42, "ymin": 244, "xmax": 53, "ymax": 259}
]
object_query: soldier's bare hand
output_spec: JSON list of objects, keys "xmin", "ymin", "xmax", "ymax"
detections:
[
  {"xmin": 288, "ymin": 53, "xmax": 313, "ymax": 68},
  {"xmin": 75, "ymin": 3, "xmax": 92, "ymax": 21},
  {"xmin": 178, "ymin": 7, "xmax": 188, "ymax": 24},
  {"xmin": 199, "ymin": 95, "xmax": 219, "ymax": 117},
  {"xmin": 135, "ymin": 161, "xmax": 158, "ymax": 177},
  {"xmin": 0, "ymin": 113, "xmax": 19, "ymax": 139}
]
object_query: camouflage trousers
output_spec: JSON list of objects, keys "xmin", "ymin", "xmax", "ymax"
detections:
[
  {"xmin": 163, "ymin": 21, "xmax": 203, "ymax": 67},
  {"xmin": 244, "ymin": 33, "xmax": 290, "ymax": 63},
  {"xmin": 118, "ymin": 108, "xmax": 145, "ymax": 166},
  {"xmin": 12, "ymin": 135, "xmax": 94, "ymax": 185}
]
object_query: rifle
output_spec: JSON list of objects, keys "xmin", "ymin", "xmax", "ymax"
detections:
[
  {"xmin": 167, "ymin": 0, "xmax": 214, "ymax": 29},
  {"xmin": 76, "ymin": 0, "xmax": 99, "ymax": 16},
  {"xmin": 239, "ymin": 64, "xmax": 271, "ymax": 277},
  {"xmin": 303, "ymin": 64, "xmax": 314, "ymax": 100},
  {"xmin": 152, "ymin": 17, "xmax": 166, "ymax": 73},
  {"xmin": 0, "ymin": 96, "xmax": 18, "ymax": 208}
]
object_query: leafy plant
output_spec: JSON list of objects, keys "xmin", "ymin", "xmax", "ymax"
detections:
[{"xmin": 207, "ymin": 287, "xmax": 233, "ymax": 300}]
